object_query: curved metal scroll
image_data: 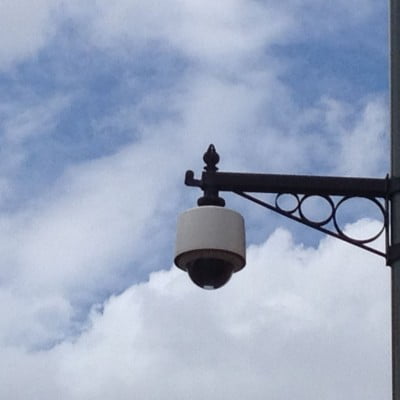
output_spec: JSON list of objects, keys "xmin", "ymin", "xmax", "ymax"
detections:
[{"xmin": 234, "ymin": 191, "xmax": 387, "ymax": 258}]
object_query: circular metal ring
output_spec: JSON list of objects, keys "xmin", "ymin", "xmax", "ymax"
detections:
[
  {"xmin": 333, "ymin": 196, "xmax": 386, "ymax": 244},
  {"xmin": 275, "ymin": 193, "xmax": 300, "ymax": 214},
  {"xmin": 298, "ymin": 195, "xmax": 335, "ymax": 227}
]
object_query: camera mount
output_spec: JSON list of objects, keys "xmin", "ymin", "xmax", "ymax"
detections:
[{"xmin": 184, "ymin": 144, "xmax": 399, "ymax": 264}]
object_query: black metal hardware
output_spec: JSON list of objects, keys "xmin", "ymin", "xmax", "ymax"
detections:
[
  {"xmin": 193, "ymin": 145, "xmax": 225, "ymax": 207},
  {"xmin": 185, "ymin": 144, "xmax": 397, "ymax": 262},
  {"xmin": 389, "ymin": 244, "xmax": 400, "ymax": 265},
  {"xmin": 234, "ymin": 191, "xmax": 386, "ymax": 258}
]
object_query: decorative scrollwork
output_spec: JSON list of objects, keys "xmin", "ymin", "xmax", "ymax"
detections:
[
  {"xmin": 299, "ymin": 195, "xmax": 335, "ymax": 227},
  {"xmin": 275, "ymin": 193, "xmax": 300, "ymax": 214},
  {"xmin": 234, "ymin": 191, "xmax": 387, "ymax": 258},
  {"xmin": 332, "ymin": 196, "xmax": 386, "ymax": 244}
]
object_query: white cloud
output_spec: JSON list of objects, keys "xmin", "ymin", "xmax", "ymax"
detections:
[
  {"xmin": 0, "ymin": 94, "xmax": 70, "ymax": 203},
  {"xmin": 337, "ymin": 97, "xmax": 388, "ymax": 176},
  {"xmin": 70, "ymin": 0, "xmax": 293, "ymax": 63},
  {"xmin": 63, "ymin": 0, "xmax": 382, "ymax": 70},
  {"xmin": 1, "ymin": 95, "xmax": 69, "ymax": 144},
  {"xmin": 0, "ymin": 221, "xmax": 390, "ymax": 399},
  {"xmin": 0, "ymin": 137, "xmax": 182, "ymax": 347},
  {"xmin": 0, "ymin": 0, "xmax": 383, "ymax": 71},
  {"xmin": 0, "ymin": 47, "xmax": 386, "ymax": 352},
  {"xmin": 0, "ymin": 1, "xmax": 390, "ymax": 398}
]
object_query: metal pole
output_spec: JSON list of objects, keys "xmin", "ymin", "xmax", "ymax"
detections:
[{"xmin": 390, "ymin": 0, "xmax": 400, "ymax": 398}]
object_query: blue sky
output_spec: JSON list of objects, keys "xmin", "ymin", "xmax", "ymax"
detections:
[{"xmin": 0, "ymin": 1, "xmax": 392, "ymax": 399}]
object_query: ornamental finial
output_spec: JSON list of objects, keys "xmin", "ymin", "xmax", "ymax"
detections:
[{"xmin": 203, "ymin": 144, "xmax": 220, "ymax": 172}]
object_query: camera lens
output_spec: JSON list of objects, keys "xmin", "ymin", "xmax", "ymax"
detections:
[{"xmin": 187, "ymin": 258, "xmax": 233, "ymax": 290}]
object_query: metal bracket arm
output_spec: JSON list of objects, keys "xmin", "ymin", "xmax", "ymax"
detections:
[
  {"xmin": 184, "ymin": 145, "xmax": 400, "ymax": 263},
  {"xmin": 199, "ymin": 171, "xmax": 388, "ymax": 198}
]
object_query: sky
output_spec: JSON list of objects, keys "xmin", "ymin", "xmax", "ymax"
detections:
[{"xmin": 0, "ymin": 1, "xmax": 392, "ymax": 399}]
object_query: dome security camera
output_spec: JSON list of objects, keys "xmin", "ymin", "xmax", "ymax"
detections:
[{"xmin": 175, "ymin": 206, "xmax": 246, "ymax": 290}]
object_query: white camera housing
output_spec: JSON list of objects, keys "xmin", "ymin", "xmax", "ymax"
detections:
[{"xmin": 175, "ymin": 206, "xmax": 246, "ymax": 289}]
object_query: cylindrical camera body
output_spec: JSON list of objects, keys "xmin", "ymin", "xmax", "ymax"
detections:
[{"xmin": 175, "ymin": 206, "xmax": 246, "ymax": 289}]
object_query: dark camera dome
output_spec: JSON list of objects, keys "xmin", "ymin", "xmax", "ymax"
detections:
[{"xmin": 187, "ymin": 258, "xmax": 233, "ymax": 290}]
